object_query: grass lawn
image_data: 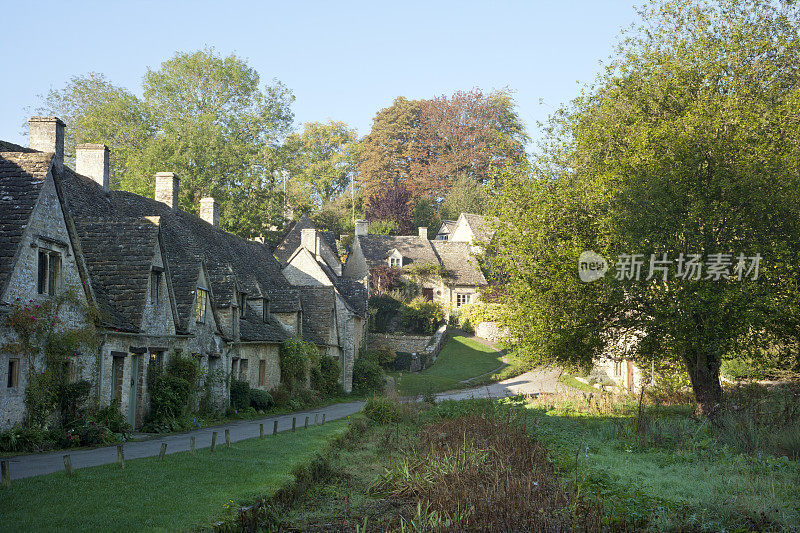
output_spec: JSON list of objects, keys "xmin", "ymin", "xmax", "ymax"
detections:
[
  {"xmin": 0, "ymin": 420, "xmax": 348, "ymax": 532},
  {"xmin": 389, "ymin": 335, "xmax": 504, "ymax": 396}
]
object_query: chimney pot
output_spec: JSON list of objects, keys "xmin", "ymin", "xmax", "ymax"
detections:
[
  {"xmin": 355, "ymin": 219, "xmax": 368, "ymax": 236},
  {"xmin": 418, "ymin": 227, "xmax": 428, "ymax": 240},
  {"xmin": 29, "ymin": 116, "xmax": 65, "ymax": 170},
  {"xmin": 75, "ymin": 144, "xmax": 110, "ymax": 191},
  {"xmin": 154, "ymin": 172, "xmax": 179, "ymax": 208},
  {"xmin": 200, "ymin": 197, "xmax": 220, "ymax": 227}
]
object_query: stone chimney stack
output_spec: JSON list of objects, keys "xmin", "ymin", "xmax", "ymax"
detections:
[
  {"xmin": 355, "ymin": 219, "xmax": 368, "ymax": 236},
  {"xmin": 418, "ymin": 227, "xmax": 428, "ymax": 240},
  {"xmin": 301, "ymin": 228, "xmax": 320, "ymax": 256},
  {"xmin": 154, "ymin": 172, "xmax": 179, "ymax": 208},
  {"xmin": 75, "ymin": 144, "xmax": 110, "ymax": 191},
  {"xmin": 200, "ymin": 197, "xmax": 219, "ymax": 227},
  {"xmin": 29, "ymin": 116, "xmax": 65, "ymax": 170}
]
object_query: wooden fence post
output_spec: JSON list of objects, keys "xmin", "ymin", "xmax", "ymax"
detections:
[
  {"xmin": 1, "ymin": 460, "xmax": 9, "ymax": 487},
  {"xmin": 63, "ymin": 455, "xmax": 73, "ymax": 477},
  {"xmin": 225, "ymin": 429, "xmax": 230, "ymax": 447},
  {"xmin": 159, "ymin": 443, "xmax": 167, "ymax": 460},
  {"xmin": 292, "ymin": 417, "xmax": 296, "ymax": 432},
  {"xmin": 259, "ymin": 423, "xmax": 264, "ymax": 439},
  {"xmin": 117, "ymin": 444, "xmax": 125, "ymax": 468},
  {"xmin": 273, "ymin": 420, "xmax": 278, "ymax": 435},
  {"xmin": 314, "ymin": 414, "xmax": 318, "ymax": 426},
  {"xmin": 304, "ymin": 416, "xmax": 309, "ymax": 429},
  {"xmin": 322, "ymin": 413, "xmax": 326, "ymax": 425},
  {"xmin": 211, "ymin": 431, "xmax": 217, "ymax": 452},
  {"xmin": 190, "ymin": 436, "xmax": 196, "ymax": 455}
]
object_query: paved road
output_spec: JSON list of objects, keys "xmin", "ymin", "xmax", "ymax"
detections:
[
  {"xmin": 437, "ymin": 366, "xmax": 564, "ymax": 402},
  {"xmin": 4, "ymin": 401, "xmax": 364, "ymax": 481}
]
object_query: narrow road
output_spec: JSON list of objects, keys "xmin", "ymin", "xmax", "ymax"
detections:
[
  {"xmin": 437, "ymin": 366, "xmax": 564, "ymax": 401},
  {"xmin": 4, "ymin": 401, "xmax": 364, "ymax": 481}
]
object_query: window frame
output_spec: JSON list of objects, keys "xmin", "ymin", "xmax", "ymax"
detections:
[
  {"xmin": 258, "ymin": 360, "xmax": 266, "ymax": 387},
  {"xmin": 150, "ymin": 268, "xmax": 163, "ymax": 305},
  {"xmin": 455, "ymin": 293, "xmax": 471, "ymax": 308},
  {"xmin": 238, "ymin": 292, "xmax": 247, "ymax": 318},
  {"xmin": 388, "ymin": 256, "xmax": 401, "ymax": 268},
  {"xmin": 195, "ymin": 287, "xmax": 208, "ymax": 324},
  {"xmin": 263, "ymin": 299, "xmax": 270, "ymax": 322},
  {"xmin": 37, "ymin": 249, "xmax": 62, "ymax": 296},
  {"xmin": 7, "ymin": 358, "xmax": 20, "ymax": 388}
]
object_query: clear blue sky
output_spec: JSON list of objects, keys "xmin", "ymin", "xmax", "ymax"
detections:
[{"xmin": 0, "ymin": 1, "xmax": 638, "ymax": 146}]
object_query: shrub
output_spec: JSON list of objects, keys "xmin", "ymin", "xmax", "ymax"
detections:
[
  {"xmin": 165, "ymin": 352, "xmax": 199, "ymax": 385},
  {"xmin": 0, "ymin": 426, "xmax": 55, "ymax": 453},
  {"xmin": 230, "ymin": 379, "xmax": 251, "ymax": 411},
  {"xmin": 363, "ymin": 340, "xmax": 397, "ymax": 366},
  {"xmin": 369, "ymin": 293, "xmax": 402, "ymax": 332},
  {"xmin": 401, "ymin": 297, "xmax": 444, "ymax": 334},
  {"xmin": 280, "ymin": 338, "xmax": 317, "ymax": 390},
  {"xmin": 90, "ymin": 399, "xmax": 132, "ymax": 435},
  {"xmin": 149, "ymin": 374, "xmax": 192, "ymax": 420},
  {"xmin": 353, "ymin": 357, "xmax": 385, "ymax": 394},
  {"xmin": 249, "ymin": 388, "xmax": 274, "ymax": 411},
  {"xmin": 453, "ymin": 303, "xmax": 508, "ymax": 333},
  {"xmin": 388, "ymin": 351, "xmax": 414, "ymax": 371},
  {"xmin": 55, "ymin": 380, "xmax": 92, "ymax": 428},
  {"xmin": 270, "ymin": 384, "xmax": 291, "ymax": 408},
  {"xmin": 317, "ymin": 356, "xmax": 342, "ymax": 396},
  {"xmin": 363, "ymin": 395, "xmax": 400, "ymax": 424}
]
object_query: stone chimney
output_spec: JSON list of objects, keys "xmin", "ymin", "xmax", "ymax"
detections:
[
  {"xmin": 301, "ymin": 228, "xmax": 320, "ymax": 256},
  {"xmin": 29, "ymin": 116, "xmax": 65, "ymax": 170},
  {"xmin": 75, "ymin": 144, "xmax": 110, "ymax": 191},
  {"xmin": 154, "ymin": 172, "xmax": 179, "ymax": 208},
  {"xmin": 355, "ymin": 219, "xmax": 368, "ymax": 236},
  {"xmin": 200, "ymin": 197, "xmax": 219, "ymax": 227},
  {"xmin": 418, "ymin": 227, "xmax": 428, "ymax": 240}
]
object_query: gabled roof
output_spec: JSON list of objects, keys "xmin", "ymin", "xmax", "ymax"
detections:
[
  {"xmin": 297, "ymin": 286, "xmax": 337, "ymax": 346},
  {"xmin": 356, "ymin": 234, "xmax": 439, "ymax": 269},
  {"xmin": 274, "ymin": 213, "xmax": 314, "ymax": 264},
  {"xmin": 0, "ymin": 152, "xmax": 53, "ymax": 295},
  {"xmin": 431, "ymin": 241, "xmax": 487, "ymax": 287},
  {"xmin": 331, "ymin": 277, "xmax": 368, "ymax": 318},
  {"xmin": 458, "ymin": 213, "xmax": 496, "ymax": 243},
  {"xmin": 239, "ymin": 301, "xmax": 292, "ymax": 343},
  {"xmin": 74, "ymin": 216, "xmax": 161, "ymax": 331},
  {"xmin": 436, "ymin": 219, "xmax": 457, "ymax": 236}
]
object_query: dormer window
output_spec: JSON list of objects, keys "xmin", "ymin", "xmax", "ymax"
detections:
[
  {"xmin": 37, "ymin": 249, "xmax": 61, "ymax": 296},
  {"xmin": 388, "ymin": 249, "xmax": 403, "ymax": 268},
  {"xmin": 263, "ymin": 299, "xmax": 270, "ymax": 322},
  {"xmin": 238, "ymin": 292, "xmax": 247, "ymax": 318},
  {"xmin": 195, "ymin": 287, "xmax": 208, "ymax": 323},
  {"xmin": 150, "ymin": 267, "xmax": 163, "ymax": 305}
]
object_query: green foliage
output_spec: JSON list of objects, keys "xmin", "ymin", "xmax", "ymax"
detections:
[
  {"xmin": 362, "ymin": 341, "xmax": 397, "ymax": 366},
  {"xmin": 363, "ymin": 395, "xmax": 400, "ymax": 424},
  {"xmin": 352, "ymin": 358, "xmax": 385, "ymax": 395},
  {"xmin": 316, "ymin": 356, "xmax": 342, "ymax": 397},
  {"xmin": 412, "ymin": 197, "xmax": 440, "ymax": 238},
  {"xmin": 368, "ymin": 219, "xmax": 400, "ymax": 235},
  {"xmin": 387, "ymin": 351, "xmax": 413, "ymax": 372},
  {"xmin": 249, "ymin": 389, "xmax": 274, "ymax": 411},
  {"xmin": 89, "ymin": 399, "xmax": 132, "ymax": 435},
  {"xmin": 38, "ymin": 48, "xmax": 294, "ymax": 239},
  {"xmin": 368, "ymin": 294, "xmax": 402, "ymax": 332},
  {"xmin": 149, "ymin": 373, "xmax": 192, "ymax": 420},
  {"xmin": 230, "ymin": 380, "xmax": 251, "ymax": 411},
  {"xmin": 439, "ymin": 174, "xmax": 488, "ymax": 221},
  {"xmin": 280, "ymin": 338, "xmax": 318, "ymax": 390},
  {"xmin": 165, "ymin": 352, "xmax": 199, "ymax": 386},
  {"xmin": 451, "ymin": 302, "xmax": 508, "ymax": 333},
  {"xmin": 401, "ymin": 297, "xmax": 444, "ymax": 334},
  {"xmin": 55, "ymin": 380, "xmax": 91, "ymax": 428},
  {"xmin": 492, "ymin": 0, "xmax": 800, "ymax": 413}
]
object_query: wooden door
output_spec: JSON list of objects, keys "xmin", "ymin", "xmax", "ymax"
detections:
[
  {"xmin": 422, "ymin": 288, "xmax": 433, "ymax": 301},
  {"xmin": 127, "ymin": 354, "xmax": 140, "ymax": 427},
  {"xmin": 626, "ymin": 360, "xmax": 635, "ymax": 392}
]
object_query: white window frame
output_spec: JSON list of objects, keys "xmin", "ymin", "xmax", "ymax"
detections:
[{"xmin": 455, "ymin": 293, "xmax": 471, "ymax": 308}]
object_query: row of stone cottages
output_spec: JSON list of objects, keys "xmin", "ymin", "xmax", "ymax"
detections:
[{"xmin": 0, "ymin": 117, "xmax": 367, "ymax": 430}]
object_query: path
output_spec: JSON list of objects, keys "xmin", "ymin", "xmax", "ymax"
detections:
[
  {"xmin": 4, "ymin": 401, "xmax": 364, "ymax": 481},
  {"xmin": 437, "ymin": 366, "xmax": 564, "ymax": 401}
]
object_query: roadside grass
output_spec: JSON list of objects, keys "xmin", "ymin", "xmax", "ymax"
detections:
[
  {"xmin": 389, "ymin": 335, "xmax": 504, "ymax": 396},
  {"xmin": 521, "ymin": 389, "xmax": 800, "ymax": 531},
  {"xmin": 0, "ymin": 420, "xmax": 348, "ymax": 532},
  {"xmin": 558, "ymin": 372, "xmax": 602, "ymax": 393}
]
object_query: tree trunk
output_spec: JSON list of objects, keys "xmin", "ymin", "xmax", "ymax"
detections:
[{"xmin": 684, "ymin": 348, "xmax": 723, "ymax": 417}]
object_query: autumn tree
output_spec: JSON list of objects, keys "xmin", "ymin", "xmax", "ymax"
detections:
[
  {"xmin": 492, "ymin": 0, "xmax": 800, "ymax": 414},
  {"xmin": 366, "ymin": 182, "xmax": 413, "ymax": 234}
]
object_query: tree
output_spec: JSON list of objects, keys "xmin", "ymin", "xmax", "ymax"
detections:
[
  {"xmin": 38, "ymin": 48, "xmax": 294, "ymax": 238},
  {"xmin": 282, "ymin": 120, "xmax": 360, "ymax": 210},
  {"xmin": 366, "ymin": 182, "xmax": 413, "ymax": 233},
  {"xmin": 439, "ymin": 173, "xmax": 488, "ymax": 220},
  {"xmin": 493, "ymin": 0, "xmax": 800, "ymax": 414}
]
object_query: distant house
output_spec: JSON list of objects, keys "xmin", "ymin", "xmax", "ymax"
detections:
[
  {"xmin": 343, "ymin": 221, "xmax": 487, "ymax": 317},
  {"xmin": 434, "ymin": 219, "xmax": 457, "ymax": 240}
]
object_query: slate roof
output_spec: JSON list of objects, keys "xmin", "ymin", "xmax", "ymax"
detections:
[
  {"xmin": 356, "ymin": 234, "xmax": 439, "ymax": 270},
  {"xmin": 431, "ymin": 241, "xmax": 487, "ymax": 287},
  {"xmin": 436, "ymin": 219, "xmax": 457, "ymax": 237},
  {"xmin": 332, "ymin": 277, "xmax": 368, "ymax": 318},
  {"xmin": 460, "ymin": 213, "xmax": 496, "ymax": 243},
  {"xmin": 74, "ymin": 217, "xmax": 161, "ymax": 331},
  {"xmin": 274, "ymin": 213, "xmax": 314, "ymax": 264},
  {"xmin": 58, "ymin": 166, "xmax": 300, "ymax": 332},
  {"xmin": 297, "ymin": 286, "xmax": 337, "ymax": 346},
  {"xmin": 239, "ymin": 301, "xmax": 292, "ymax": 343},
  {"xmin": 0, "ymin": 152, "xmax": 52, "ymax": 294}
]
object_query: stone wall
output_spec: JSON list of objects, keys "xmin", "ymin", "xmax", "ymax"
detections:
[
  {"xmin": 379, "ymin": 333, "xmax": 433, "ymax": 354},
  {"xmin": 475, "ymin": 321, "xmax": 509, "ymax": 343}
]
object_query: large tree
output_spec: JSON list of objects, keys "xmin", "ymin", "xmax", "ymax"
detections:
[
  {"xmin": 38, "ymin": 48, "xmax": 294, "ymax": 238},
  {"xmin": 493, "ymin": 0, "xmax": 800, "ymax": 414}
]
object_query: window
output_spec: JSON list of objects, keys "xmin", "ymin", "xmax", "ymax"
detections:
[
  {"xmin": 37, "ymin": 250, "xmax": 61, "ymax": 296},
  {"xmin": 613, "ymin": 360, "xmax": 623, "ymax": 377},
  {"xmin": 150, "ymin": 269, "xmax": 162, "ymax": 304},
  {"xmin": 195, "ymin": 288, "xmax": 208, "ymax": 323},
  {"xmin": 7, "ymin": 359, "xmax": 19, "ymax": 388},
  {"xmin": 388, "ymin": 257, "xmax": 401, "ymax": 268},
  {"xmin": 238, "ymin": 292, "xmax": 247, "ymax": 318},
  {"xmin": 231, "ymin": 358, "xmax": 239, "ymax": 378},
  {"xmin": 258, "ymin": 360, "xmax": 266, "ymax": 387},
  {"xmin": 455, "ymin": 293, "xmax": 471, "ymax": 308},
  {"xmin": 263, "ymin": 299, "xmax": 270, "ymax": 322},
  {"xmin": 239, "ymin": 359, "xmax": 248, "ymax": 381},
  {"xmin": 111, "ymin": 355, "xmax": 124, "ymax": 401}
]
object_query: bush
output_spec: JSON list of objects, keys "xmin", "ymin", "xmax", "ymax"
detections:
[
  {"xmin": 353, "ymin": 357, "xmax": 385, "ymax": 394},
  {"xmin": 317, "ymin": 356, "xmax": 342, "ymax": 396},
  {"xmin": 249, "ymin": 389, "xmax": 274, "ymax": 411},
  {"xmin": 165, "ymin": 352, "xmax": 199, "ymax": 385},
  {"xmin": 270, "ymin": 384, "xmax": 292, "ymax": 408},
  {"xmin": 363, "ymin": 395, "xmax": 400, "ymax": 424},
  {"xmin": 149, "ymin": 374, "xmax": 192, "ymax": 420},
  {"xmin": 453, "ymin": 303, "xmax": 508, "ymax": 333},
  {"xmin": 388, "ymin": 351, "xmax": 413, "ymax": 371},
  {"xmin": 230, "ymin": 379, "xmax": 251, "ymax": 411},
  {"xmin": 0, "ymin": 426, "xmax": 55, "ymax": 453},
  {"xmin": 90, "ymin": 399, "xmax": 132, "ymax": 435},
  {"xmin": 401, "ymin": 297, "xmax": 444, "ymax": 334},
  {"xmin": 55, "ymin": 380, "xmax": 92, "ymax": 427},
  {"xmin": 369, "ymin": 294, "xmax": 402, "ymax": 332},
  {"xmin": 363, "ymin": 340, "xmax": 397, "ymax": 366},
  {"xmin": 280, "ymin": 338, "xmax": 317, "ymax": 390}
]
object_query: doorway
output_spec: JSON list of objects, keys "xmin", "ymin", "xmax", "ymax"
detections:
[{"xmin": 127, "ymin": 354, "xmax": 140, "ymax": 427}]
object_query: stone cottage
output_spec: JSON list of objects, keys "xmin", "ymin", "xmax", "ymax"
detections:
[
  {"xmin": 343, "ymin": 220, "xmax": 487, "ymax": 317},
  {"xmin": 0, "ymin": 117, "xmax": 359, "ymax": 430}
]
